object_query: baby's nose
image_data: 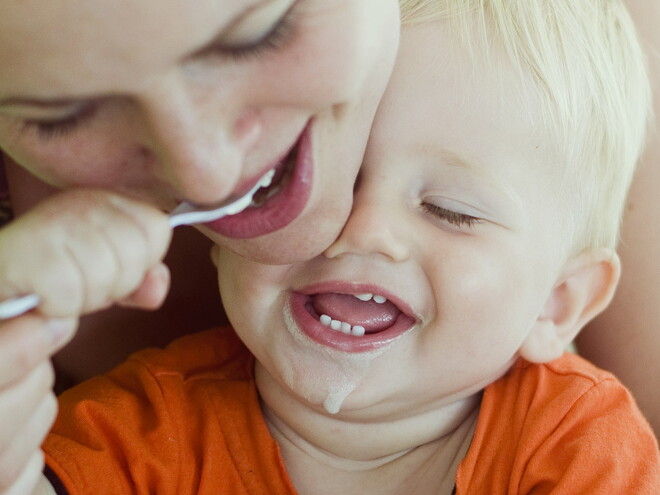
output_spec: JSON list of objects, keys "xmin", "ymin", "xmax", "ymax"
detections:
[{"xmin": 324, "ymin": 192, "xmax": 409, "ymax": 262}]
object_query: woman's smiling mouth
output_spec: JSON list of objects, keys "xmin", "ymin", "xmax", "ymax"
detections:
[{"xmin": 204, "ymin": 120, "xmax": 314, "ymax": 238}]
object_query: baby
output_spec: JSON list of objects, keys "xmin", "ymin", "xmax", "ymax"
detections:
[{"xmin": 23, "ymin": 0, "xmax": 660, "ymax": 493}]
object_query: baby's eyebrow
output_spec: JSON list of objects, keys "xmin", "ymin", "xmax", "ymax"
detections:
[{"xmin": 424, "ymin": 146, "xmax": 524, "ymax": 212}]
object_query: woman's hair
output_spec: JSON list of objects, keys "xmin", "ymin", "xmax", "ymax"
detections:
[{"xmin": 399, "ymin": 0, "xmax": 651, "ymax": 252}]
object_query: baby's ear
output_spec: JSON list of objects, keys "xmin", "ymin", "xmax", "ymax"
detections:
[{"xmin": 520, "ymin": 249, "xmax": 620, "ymax": 364}]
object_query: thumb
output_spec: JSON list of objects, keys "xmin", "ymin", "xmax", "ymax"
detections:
[{"xmin": 117, "ymin": 262, "xmax": 171, "ymax": 310}]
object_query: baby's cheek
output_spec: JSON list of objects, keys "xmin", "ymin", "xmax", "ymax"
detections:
[{"xmin": 215, "ymin": 249, "xmax": 284, "ymax": 302}]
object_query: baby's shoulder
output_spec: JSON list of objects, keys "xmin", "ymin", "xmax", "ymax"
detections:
[
  {"xmin": 496, "ymin": 353, "xmax": 630, "ymax": 419},
  {"xmin": 513, "ymin": 352, "xmax": 616, "ymax": 392},
  {"xmin": 459, "ymin": 354, "xmax": 659, "ymax": 492},
  {"xmin": 125, "ymin": 326, "xmax": 254, "ymax": 384}
]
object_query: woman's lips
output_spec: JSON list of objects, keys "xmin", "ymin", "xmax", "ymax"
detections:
[
  {"xmin": 288, "ymin": 290, "xmax": 417, "ymax": 353},
  {"xmin": 204, "ymin": 120, "xmax": 314, "ymax": 239}
]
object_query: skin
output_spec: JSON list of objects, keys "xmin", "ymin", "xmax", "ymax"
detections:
[
  {"xmin": 213, "ymin": 21, "xmax": 618, "ymax": 494},
  {"xmin": 0, "ymin": 1, "xmax": 400, "ymax": 493},
  {"xmin": 577, "ymin": 0, "xmax": 660, "ymax": 435}
]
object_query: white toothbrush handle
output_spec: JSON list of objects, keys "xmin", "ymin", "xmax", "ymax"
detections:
[{"xmin": 0, "ymin": 294, "xmax": 41, "ymax": 320}]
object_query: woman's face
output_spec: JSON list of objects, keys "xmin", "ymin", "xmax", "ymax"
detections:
[{"xmin": 0, "ymin": 0, "xmax": 399, "ymax": 262}]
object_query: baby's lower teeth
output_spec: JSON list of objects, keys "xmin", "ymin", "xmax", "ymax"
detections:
[
  {"xmin": 352, "ymin": 325, "xmax": 366, "ymax": 337},
  {"xmin": 319, "ymin": 314, "xmax": 366, "ymax": 337}
]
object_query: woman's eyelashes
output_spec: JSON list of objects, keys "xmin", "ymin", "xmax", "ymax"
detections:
[
  {"xmin": 421, "ymin": 202, "xmax": 481, "ymax": 229},
  {"xmin": 24, "ymin": 103, "xmax": 99, "ymax": 140},
  {"xmin": 214, "ymin": 5, "xmax": 297, "ymax": 61}
]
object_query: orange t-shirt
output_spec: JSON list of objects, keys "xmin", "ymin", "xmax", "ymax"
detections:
[{"xmin": 43, "ymin": 328, "xmax": 660, "ymax": 494}]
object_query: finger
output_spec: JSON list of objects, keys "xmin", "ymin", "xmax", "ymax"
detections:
[
  {"xmin": 51, "ymin": 193, "xmax": 172, "ymax": 314},
  {"xmin": 2, "ymin": 451, "xmax": 45, "ymax": 495},
  {"xmin": 117, "ymin": 262, "xmax": 171, "ymax": 310},
  {"xmin": 78, "ymin": 191, "xmax": 172, "ymax": 311},
  {"xmin": 0, "ymin": 361, "xmax": 55, "ymax": 447},
  {"xmin": 0, "ymin": 189, "xmax": 171, "ymax": 318},
  {"xmin": 0, "ymin": 316, "xmax": 76, "ymax": 386},
  {"xmin": 0, "ymin": 393, "xmax": 57, "ymax": 490}
]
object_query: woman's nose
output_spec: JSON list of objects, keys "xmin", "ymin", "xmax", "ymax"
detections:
[
  {"xmin": 137, "ymin": 81, "xmax": 262, "ymax": 205},
  {"xmin": 324, "ymin": 186, "xmax": 409, "ymax": 262}
]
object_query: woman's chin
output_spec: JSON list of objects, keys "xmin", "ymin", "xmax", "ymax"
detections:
[{"xmin": 209, "ymin": 211, "xmax": 345, "ymax": 265}]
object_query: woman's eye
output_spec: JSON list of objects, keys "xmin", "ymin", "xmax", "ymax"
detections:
[
  {"xmin": 422, "ymin": 203, "xmax": 481, "ymax": 229},
  {"xmin": 216, "ymin": 5, "xmax": 297, "ymax": 60},
  {"xmin": 23, "ymin": 104, "xmax": 98, "ymax": 140}
]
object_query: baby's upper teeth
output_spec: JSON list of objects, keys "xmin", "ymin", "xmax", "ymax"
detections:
[
  {"xmin": 353, "ymin": 293, "xmax": 387, "ymax": 304},
  {"xmin": 320, "ymin": 314, "xmax": 368, "ymax": 337}
]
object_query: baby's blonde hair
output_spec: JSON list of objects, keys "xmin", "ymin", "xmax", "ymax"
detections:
[{"xmin": 399, "ymin": 0, "xmax": 651, "ymax": 252}]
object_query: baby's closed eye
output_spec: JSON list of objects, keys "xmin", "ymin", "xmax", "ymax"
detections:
[{"xmin": 421, "ymin": 202, "xmax": 481, "ymax": 229}]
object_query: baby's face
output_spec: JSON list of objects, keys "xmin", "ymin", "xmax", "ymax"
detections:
[{"xmin": 215, "ymin": 21, "xmax": 574, "ymax": 417}]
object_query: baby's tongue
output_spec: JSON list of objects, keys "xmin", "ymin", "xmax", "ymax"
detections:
[{"xmin": 311, "ymin": 293, "xmax": 400, "ymax": 333}]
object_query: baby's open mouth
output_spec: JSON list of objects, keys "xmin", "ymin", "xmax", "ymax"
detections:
[
  {"xmin": 305, "ymin": 292, "xmax": 404, "ymax": 337},
  {"xmin": 289, "ymin": 289, "xmax": 416, "ymax": 352}
]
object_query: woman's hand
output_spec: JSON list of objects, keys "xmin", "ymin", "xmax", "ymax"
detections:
[
  {"xmin": 0, "ymin": 189, "xmax": 172, "ymax": 317},
  {"xmin": 0, "ymin": 189, "xmax": 171, "ymax": 493}
]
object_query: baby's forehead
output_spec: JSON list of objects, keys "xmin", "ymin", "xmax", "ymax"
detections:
[{"xmin": 376, "ymin": 23, "xmax": 572, "ymax": 198}]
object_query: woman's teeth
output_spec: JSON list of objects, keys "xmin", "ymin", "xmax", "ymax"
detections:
[
  {"xmin": 259, "ymin": 169, "xmax": 275, "ymax": 188},
  {"xmin": 318, "ymin": 293, "xmax": 389, "ymax": 337},
  {"xmin": 217, "ymin": 168, "xmax": 275, "ymax": 215},
  {"xmin": 250, "ymin": 143, "xmax": 298, "ymax": 208},
  {"xmin": 248, "ymin": 168, "xmax": 277, "ymax": 208}
]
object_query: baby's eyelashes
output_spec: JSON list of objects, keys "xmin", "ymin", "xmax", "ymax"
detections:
[{"xmin": 421, "ymin": 202, "xmax": 481, "ymax": 229}]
